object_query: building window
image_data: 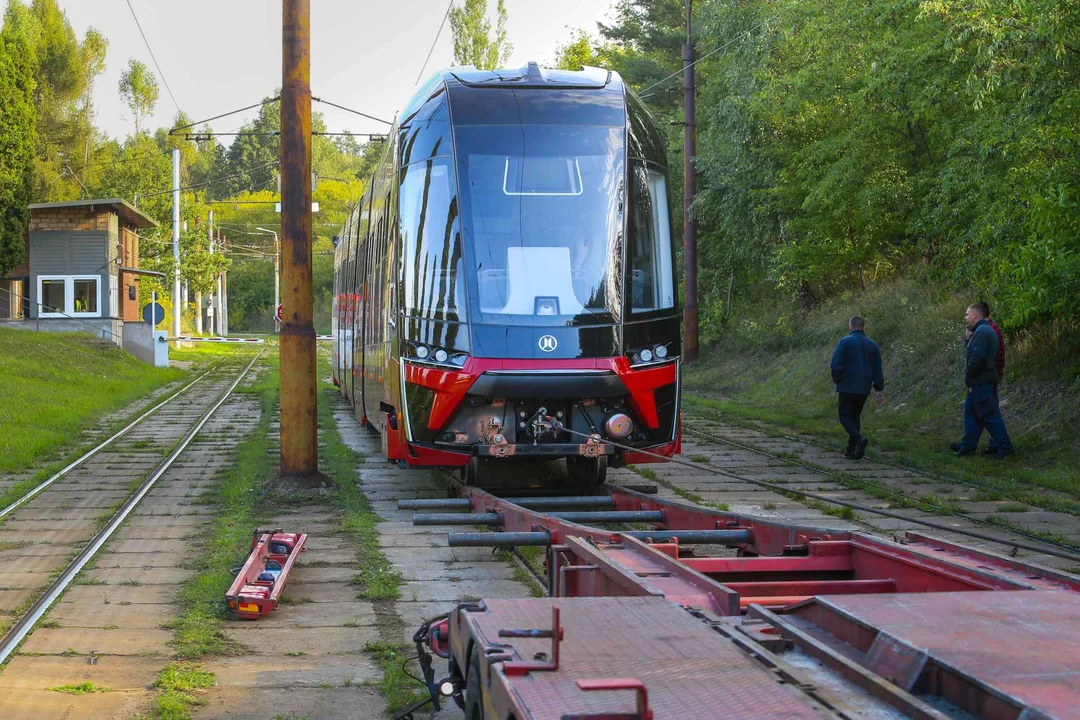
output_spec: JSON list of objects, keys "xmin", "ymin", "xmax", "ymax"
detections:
[
  {"xmin": 40, "ymin": 277, "xmax": 67, "ymax": 316},
  {"xmin": 75, "ymin": 277, "xmax": 99, "ymax": 314},
  {"xmin": 38, "ymin": 275, "xmax": 101, "ymax": 318}
]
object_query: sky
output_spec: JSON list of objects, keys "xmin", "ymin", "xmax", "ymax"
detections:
[{"xmin": 62, "ymin": 0, "xmax": 616, "ymax": 144}]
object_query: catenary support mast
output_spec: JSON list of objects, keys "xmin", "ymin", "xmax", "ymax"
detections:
[
  {"xmin": 682, "ymin": 0, "xmax": 698, "ymax": 362},
  {"xmin": 279, "ymin": 0, "xmax": 317, "ymax": 475}
]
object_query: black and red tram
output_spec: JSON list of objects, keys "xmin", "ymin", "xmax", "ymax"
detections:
[{"xmin": 332, "ymin": 63, "xmax": 680, "ymax": 487}]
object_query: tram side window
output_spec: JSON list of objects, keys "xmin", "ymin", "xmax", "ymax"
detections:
[
  {"xmin": 399, "ymin": 159, "xmax": 463, "ymax": 320},
  {"xmin": 629, "ymin": 165, "xmax": 675, "ymax": 313}
]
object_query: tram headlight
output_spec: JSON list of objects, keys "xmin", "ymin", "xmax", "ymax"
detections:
[
  {"xmin": 434, "ymin": 348, "xmax": 448, "ymax": 363},
  {"xmin": 415, "ymin": 345, "xmax": 430, "ymax": 359},
  {"xmin": 628, "ymin": 345, "xmax": 675, "ymax": 367}
]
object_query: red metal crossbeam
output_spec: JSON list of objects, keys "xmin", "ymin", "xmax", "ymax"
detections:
[{"xmin": 681, "ymin": 554, "xmax": 855, "ymax": 576}]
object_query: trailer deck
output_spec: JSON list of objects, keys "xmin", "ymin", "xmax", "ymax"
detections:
[{"xmin": 401, "ymin": 483, "xmax": 1080, "ymax": 719}]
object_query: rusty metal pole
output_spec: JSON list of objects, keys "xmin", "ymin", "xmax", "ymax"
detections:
[
  {"xmin": 682, "ymin": 0, "xmax": 699, "ymax": 363},
  {"xmin": 280, "ymin": 0, "xmax": 317, "ymax": 476}
]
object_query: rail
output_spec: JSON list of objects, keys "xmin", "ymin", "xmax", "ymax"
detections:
[
  {"xmin": 681, "ymin": 423, "xmax": 1080, "ymax": 557},
  {"xmin": 559, "ymin": 420, "xmax": 1080, "ymax": 563},
  {"xmin": 0, "ymin": 349, "xmax": 263, "ymax": 665},
  {"xmin": 0, "ymin": 364, "xmax": 217, "ymax": 520}
]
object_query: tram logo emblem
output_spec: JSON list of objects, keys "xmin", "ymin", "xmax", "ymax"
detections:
[{"xmin": 538, "ymin": 335, "xmax": 558, "ymax": 352}]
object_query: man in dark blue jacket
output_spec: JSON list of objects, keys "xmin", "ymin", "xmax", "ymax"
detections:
[
  {"xmin": 953, "ymin": 303, "xmax": 1014, "ymax": 459},
  {"xmin": 830, "ymin": 317, "xmax": 885, "ymax": 459}
]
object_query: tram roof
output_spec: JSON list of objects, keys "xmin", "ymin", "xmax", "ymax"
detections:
[
  {"xmin": 442, "ymin": 62, "xmax": 614, "ymax": 90},
  {"xmin": 400, "ymin": 63, "xmax": 625, "ymax": 126}
]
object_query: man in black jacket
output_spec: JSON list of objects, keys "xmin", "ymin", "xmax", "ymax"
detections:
[
  {"xmin": 830, "ymin": 316, "xmax": 885, "ymax": 459},
  {"xmin": 953, "ymin": 303, "xmax": 1014, "ymax": 459}
]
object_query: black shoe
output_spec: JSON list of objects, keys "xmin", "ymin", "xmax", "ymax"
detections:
[
  {"xmin": 995, "ymin": 448, "xmax": 1016, "ymax": 460},
  {"xmin": 853, "ymin": 436, "xmax": 868, "ymax": 460},
  {"xmin": 950, "ymin": 442, "xmax": 961, "ymax": 451},
  {"xmin": 954, "ymin": 449, "xmax": 976, "ymax": 457},
  {"xmin": 983, "ymin": 446, "xmax": 998, "ymax": 456}
]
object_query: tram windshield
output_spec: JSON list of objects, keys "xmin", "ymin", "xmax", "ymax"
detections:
[{"xmin": 456, "ymin": 124, "xmax": 624, "ymax": 326}]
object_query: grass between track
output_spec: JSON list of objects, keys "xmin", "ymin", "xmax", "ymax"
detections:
[
  {"xmin": 316, "ymin": 378, "xmax": 427, "ymax": 714},
  {"xmin": 0, "ymin": 328, "xmax": 185, "ymax": 475},
  {"xmin": 140, "ymin": 353, "xmax": 278, "ymax": 720}
]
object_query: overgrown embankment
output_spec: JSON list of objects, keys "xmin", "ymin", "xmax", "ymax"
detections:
[
  {"xmin": 684, "ymin": 281, "xmax": 1080, "ymax": 498},
  {"xmin": 0, "ymin": 328, "xmax": 185, "ymax": 474}
]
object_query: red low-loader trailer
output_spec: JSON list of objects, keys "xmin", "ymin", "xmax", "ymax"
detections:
[
  {"xmin": 401, "ymin": 486, "xmax": 1080, "ymax": 720},
  {"xmin": 225, "ymin": 530, "xmax": 307, "ymax": 619}
]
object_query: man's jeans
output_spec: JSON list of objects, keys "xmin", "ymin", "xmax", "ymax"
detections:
[
  {"xmin": 838, "ymin": 392, "xmax": 868, "ymax": 449},
  {"xmin": 958, "ymin": 383, "xmax": 1013, "ymax": 453}
]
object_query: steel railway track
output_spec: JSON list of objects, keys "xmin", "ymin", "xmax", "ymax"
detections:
[
  {"xmin": 0, "ymin": 363, "xmax": 225, "ymax": 522},
  {"xmin": 680, "ymin": 421, "xmax": 1080, "ymax": 559},
  {"xmin": 0, "ymin": 350, "xmax": 263, "ymax": 666}
]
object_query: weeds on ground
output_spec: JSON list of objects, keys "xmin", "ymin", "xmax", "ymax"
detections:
[
  {"xmin": 48, "ymin": 682, "xmax": 111, "ymax": 695},
  {"xmin": 143, "ymin": 355, "xmax": 276, "ymax": 717},
  {"xmin": 141, "ymin": 663, "xmax": 216, "ymax": 720},
  {"xmin": 317, "ymin": 383, "xmax": 402, "ymax": 602},
  {"xmin": 362, "ymin": 642, "xmax": 427, "ymax": 713},
  {"xmin": 317, "ymin": 378, "xmax": 427, "ymax": 714},
  {"xmin": 629, "ymin": 466, "xmax": 729, "ymax": 511}
]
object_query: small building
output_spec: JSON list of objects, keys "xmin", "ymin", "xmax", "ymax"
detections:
[{"xmin": 0, "ymin": 198, "xmax": 158, "ymax": 345}]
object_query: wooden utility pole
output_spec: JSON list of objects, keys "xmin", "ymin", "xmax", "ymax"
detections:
[
  {"xmin": 683, "ymin": 0, "xmax": 699, "ymax": 363},
  {"xmin": 280, "ymin": 0, "xmax": 317, "ymax": 476}
]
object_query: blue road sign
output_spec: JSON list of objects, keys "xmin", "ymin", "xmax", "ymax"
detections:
[{"xmin": 142, "ymin": 302, "xmax": 165, "ymax": 326}]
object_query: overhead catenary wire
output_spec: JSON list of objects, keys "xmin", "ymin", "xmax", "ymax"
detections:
[
  {"xmin": 416, "ymin": 0, "xmax": 456, "ymax": 86},
  {"xmin": 136, "ymin": 161, "xmax": 279, "ymax": 200},
  {"xmin": 312, "ymin": 97, "xmax": 392, "ymax": 126},
  {"xmin": 125, "ymin": 0, "xmax": 180, "ymax": 113},
  {"xmin": 169, "ymin": 97, "xmax": 280, "ymax": 135},
  {"xmin": 638, "ymin": 0, "xmax": 813, "ymax": 98}
]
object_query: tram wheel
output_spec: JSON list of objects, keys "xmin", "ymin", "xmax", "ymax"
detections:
[
  {"xmin": 566, "ymin": 455, "xmax": 607, "ymax": 494},
  {"xmin": 461, "ymin": 457, "xmax": 481, "ymax": 486},
  {"xmin": 464, "ymin": 646, "xmax": 483, "ymax": 720}
]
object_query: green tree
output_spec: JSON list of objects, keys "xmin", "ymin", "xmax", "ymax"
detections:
[
  {"xmin": 449, "ymin": 0, "xmax": 512, "ymax": 70},
  {"xmin": 553, "ymin": 29, "xmax": 621, "ymax": 70},
  {"xmin": 220, "ymin": 95, "xmax": 280, "ymax": 198},
  {"xmin": 7, "ymin": 0, "xmax": 107, "ymax": 202},
  {"xmin": 0, "ymin": 2, "xmax": 36, "ymax": 275},
  {"xmin": 118, "ymin": 58, "xmax": 158, "ymax": 137}
]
